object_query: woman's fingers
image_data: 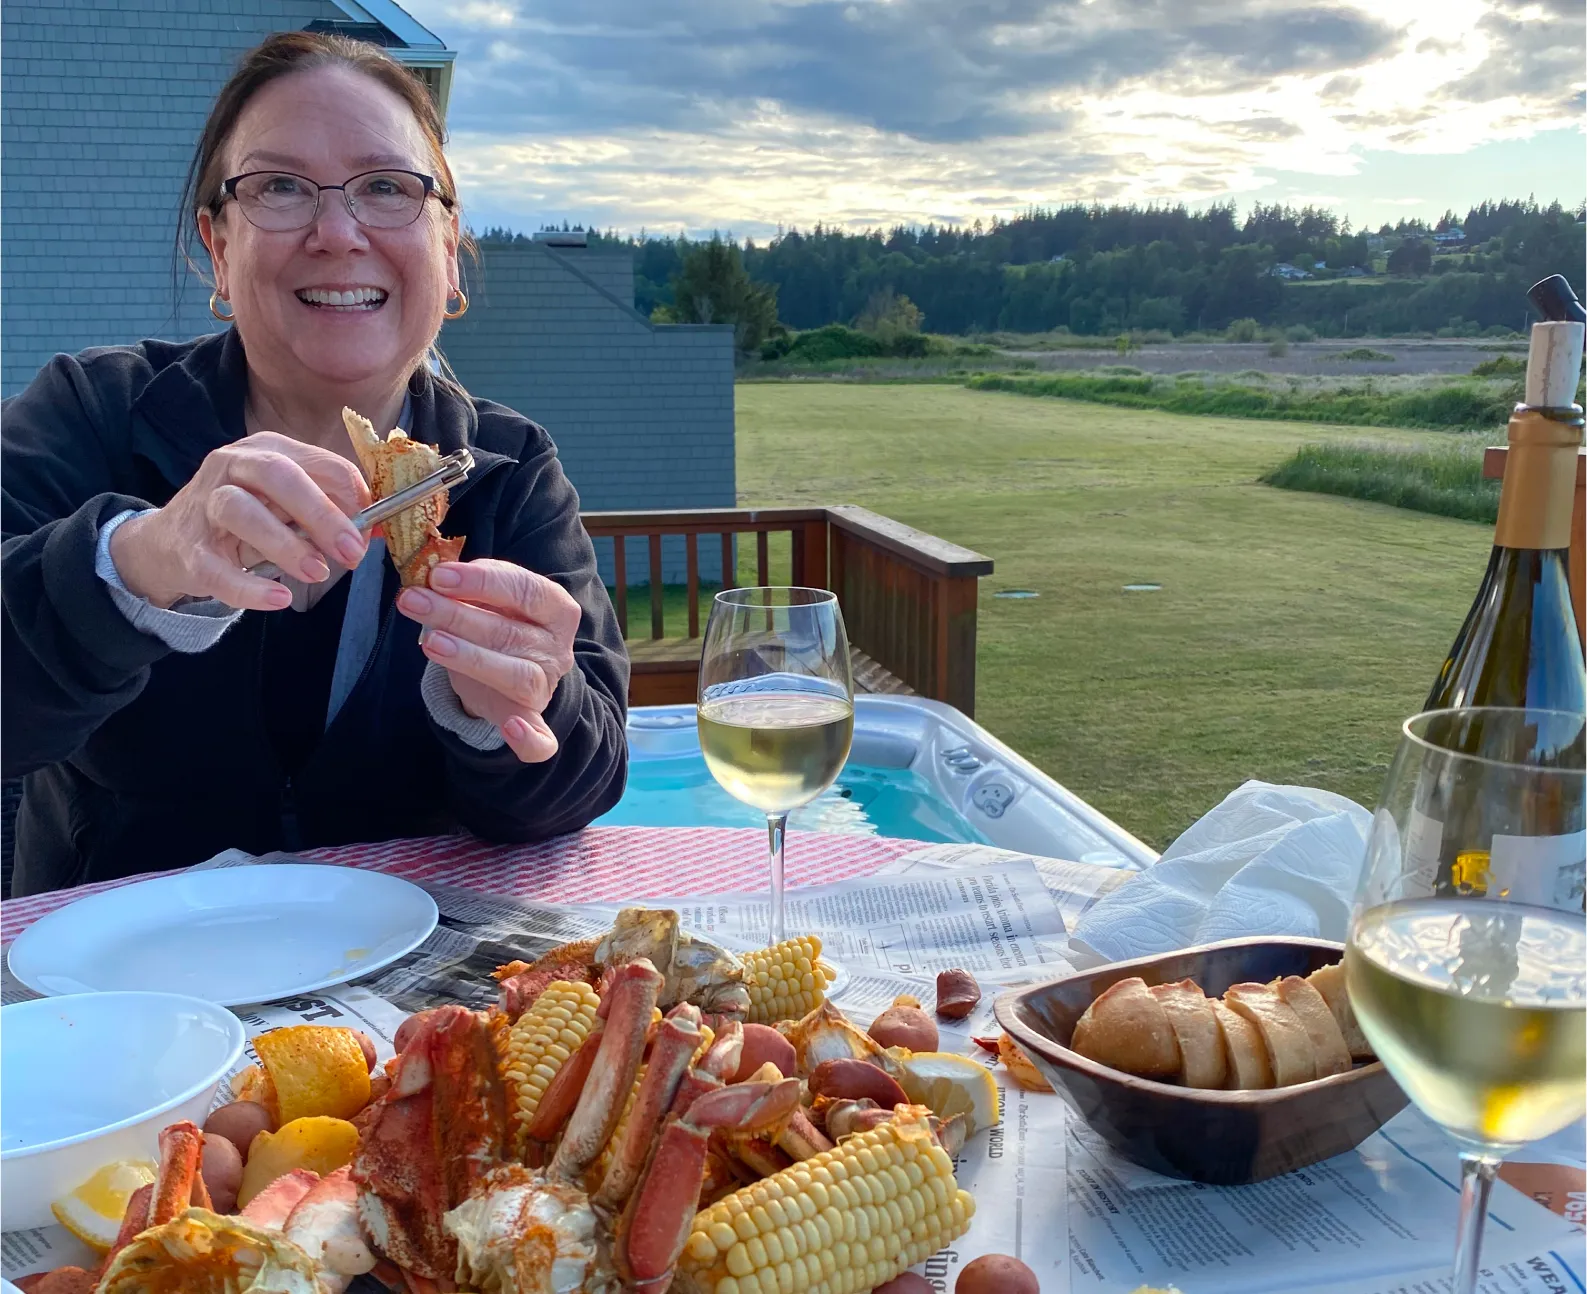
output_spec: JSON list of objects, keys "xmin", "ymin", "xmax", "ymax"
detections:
[
  {"xmin": 190, "ymin": 550, "xmax": 294, "ymax": 611},
  {"xmin": 428, "ymin": 560, "xmax": 581, "ymax": 635},
  {"xmin": 206, "ymin": 484, "xmax": 332, "ymax": 583},
  {"xmin": 397, "ymin": 588, "xmax": 563, "ymax": 663},
  {"xmin": 245, "ymin": 432, "xmax": 372, "ymax": 515},
  {"xmin": 445, "ymin": 673, "xmax": 560, "ymax": 763},
  {"xmin": 222, "ymin": 449, "xmax": 367, "ymax": 569},
  {"xmin": 420, "ymin": 626, "xmax": 555, "ymax": 711}
]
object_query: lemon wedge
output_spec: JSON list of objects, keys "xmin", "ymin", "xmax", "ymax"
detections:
[
  {"xmin": 893, "ymin": 1051, "xmax": 1001, "ymax": 1136},
  {"xmin": 51, "ymin": 1159, "xmax": 157, "ymax": 1252}
]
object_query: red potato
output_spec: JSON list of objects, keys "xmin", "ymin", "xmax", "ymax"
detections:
[
  {"xmin": 869, "ymin": 998, "xmax": 940, "ymax": 1053},
  {"xmin": 393, "ymin": 1014, "xmax": 422, "ymax": 1054},
  {"xmin": 806, "ymin": 1058, "xmax": 909, "ymax": 1108},
  {"xmin": 732, "ymin": 1023, "xmax": 798, "ymax": 1083},
  {"xmin": 203, "ymin": 1101, "xmax": 275, "ymax": 1160},
  {"xmin": 873, "ymin": 1275, "xmax": 933, "ymax": 1294},
  {"xmin": 200, "ymin": 1133, "xmax": 245, "ymax": 1213},
  {"xmin": 350, "ymin": 1029, "xmax": 379, "ymax": 1072},
  {"xmin": 936, "ymin": 969, "xmax": 982, "ymax": 1020},
  {"xmin": 957, "ymin": 1254, "xmax": 1039, "ymax": 1294}
]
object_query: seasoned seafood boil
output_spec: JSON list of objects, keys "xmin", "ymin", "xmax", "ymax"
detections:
[{"xmin": 26, "ymin": 908, "xmax": 985, "ymax": 1294}]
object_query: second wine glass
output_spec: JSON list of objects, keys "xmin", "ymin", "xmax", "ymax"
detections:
[{"xmin": 697, "ymin": 587, "xmax": 855, "ymax": 946}]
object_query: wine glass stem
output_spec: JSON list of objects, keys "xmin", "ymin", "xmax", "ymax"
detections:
[
  {"xmin": 1451, "ymin": 1151, "xmax": 1500, "ymax": 1294},
  {"xmin": 766, "ymin": 812, "xmax": 788, "ymax": 947}
]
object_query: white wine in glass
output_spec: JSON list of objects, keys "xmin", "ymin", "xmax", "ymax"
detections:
[
  {"xmin": 698, "ymin": 588, "xmax": 854, "ymax": 946},
  {"xmin": 1345, "ymin": 707, "xmax": 1585, "ymax": 1294}
]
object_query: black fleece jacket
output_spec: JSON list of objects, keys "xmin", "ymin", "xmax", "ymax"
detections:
[{"xmin": 1, "ymin": 330, "xmax": 629, "ymax": 895}]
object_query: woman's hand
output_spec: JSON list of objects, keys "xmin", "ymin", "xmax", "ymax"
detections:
[
  {"xmin": 396, "ymin": 559, "xmax": 582, "ymax": 763},
  {"xmin": 110, "ymin": 432, "xmax": 371, "ymax": 610}
]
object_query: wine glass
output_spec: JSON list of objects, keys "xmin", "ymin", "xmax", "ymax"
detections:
[
  {"xmin": 698, "ymin": 587, "xmax": 855, "ymax": 946},
  {"xmin": 1346, "ymin": 706, "xmax": 1585, "ymax": 1294}
]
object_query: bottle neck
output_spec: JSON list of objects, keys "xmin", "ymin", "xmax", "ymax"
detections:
[{"xmin": 1494, "ymin": 407, "xmax": 1583, "ymax": 551}]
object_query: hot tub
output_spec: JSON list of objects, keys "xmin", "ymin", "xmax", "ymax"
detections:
[{"xmin": 595, "ymin": 695, "xmax": 1158, "ymax": 870}]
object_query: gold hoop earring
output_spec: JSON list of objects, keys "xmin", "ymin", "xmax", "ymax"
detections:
[
  {"xmin": 209, "ymin": 291, "xmax": 234, "ymax": 322},
  {"xmin": 444, "ymin": 289, "xmax": 468, "ymax": 320}
]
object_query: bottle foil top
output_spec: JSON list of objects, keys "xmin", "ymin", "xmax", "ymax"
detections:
[{"xmin": 1525, "ymin": 320, "xmax": 1586, "ymax": 407}]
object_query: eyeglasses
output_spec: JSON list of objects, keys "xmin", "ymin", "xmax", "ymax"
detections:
[{"xmin": 217, "ymin": 169, "xmax": 454, "ymax": 231}]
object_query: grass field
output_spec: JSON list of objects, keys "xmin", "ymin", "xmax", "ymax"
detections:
[{"xmin": 734, "ymin": 383, "xmax": 1493, "ymax": 850}]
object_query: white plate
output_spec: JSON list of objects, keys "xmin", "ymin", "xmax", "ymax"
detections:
[{"xmin": 7, "ymin": 864, "xmax": 438, "ymax": 1008}]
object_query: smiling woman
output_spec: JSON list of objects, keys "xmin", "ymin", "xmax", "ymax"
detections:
[{"xmin": 0, "ymin": 33, "xmax": 630, "ymax": 896}]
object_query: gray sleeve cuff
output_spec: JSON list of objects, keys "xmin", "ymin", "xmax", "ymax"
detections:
[
  {"xmin": 421, "ymin": 659, "xmax": 508, "ymax": 751},
  {"xmin": 95, "ymin": 509, "xmax": 242, "ymax": 654}
]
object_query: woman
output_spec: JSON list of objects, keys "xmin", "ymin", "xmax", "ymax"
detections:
[{"xmin": 1, "ymin": 33, "xmax": 630, "ymax": 895}]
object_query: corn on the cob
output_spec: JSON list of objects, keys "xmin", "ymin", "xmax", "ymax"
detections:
[
  {"xmin": 742, "ymin": 936, "xmax": 833, "ymax": 1025},
  {"xmin": 594, "ymin": 1062, "xmax": 646, "ymax": 1182},
  {"xmin": 502, "ymin": 979, "xmax": 601, "ymax": 1156},
  {"xmin": 677, "ymin": 1106, "xmax": 974, "ymax": 1294}
]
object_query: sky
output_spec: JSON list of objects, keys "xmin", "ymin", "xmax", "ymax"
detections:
[{"xmin": 401, "ymin": 0, "xmax": 1587, "ymax": 241}]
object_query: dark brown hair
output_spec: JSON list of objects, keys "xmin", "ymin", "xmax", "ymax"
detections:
[{"xmin": 176, "ymin": 31, "xmax": 476, "ymax": 390}]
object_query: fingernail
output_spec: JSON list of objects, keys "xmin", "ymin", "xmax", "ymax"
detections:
[
  {"xmin": 265, "ymin": 584, "xmax": 292, "ymax": 608},
  {"xmin": 430, "ymin": 566, "xmax": 461, "ymax": 589},
  {"xmin": 504, "ymin": 717, "xmax": 526, "ymax": 742},
  {"xmin": 426, "ymin": 630, "xmax": 457, "ymax": 657},
  {"xmin": 337, "ymin": 534, "xmax": 365, "ymax": 566},
  {"xmin": 300, "ymin": 556, "xmax": 330, "ymax": 582},
  {"xmin": 400, "ymin": 589, "xmax": 433, "ymax": 614}
]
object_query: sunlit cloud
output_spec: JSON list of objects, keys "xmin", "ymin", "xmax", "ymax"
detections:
[{"xmin": 403, "ymin": 0, "xmax": 1587, "ymax": 236}]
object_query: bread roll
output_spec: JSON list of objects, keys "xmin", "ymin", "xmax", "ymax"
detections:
[
  {"xmin": 1223, "ymin": 983, "xmax": 1315, "ymax": 1087},
  {"xmin": 1210, "ymin": 999, "xmax": 1273, "ymax": 1089},
  {"xmin": 1149, "ymin": 980, "xmax": 1227, "ymax": 1089},
  {"xmin": 1306, "ymin": 963, "xmax": 1374, "ymax": 1061},
  {"xmin": 1275, "ymin": 976, "xmax": 1352, "ymax": 1077},
  {"xmin": 1071, "ymin": 977, "xmax": 1182, "ymax": 1079}
]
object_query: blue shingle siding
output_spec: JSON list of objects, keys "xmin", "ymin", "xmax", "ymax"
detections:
[
  {"xmin": 1, "ymin": 0, "xmax": 345, "ymax": 395},
  {"xmin": 441, "ymin": 243, "xmax": 737, "ymax": 584}
]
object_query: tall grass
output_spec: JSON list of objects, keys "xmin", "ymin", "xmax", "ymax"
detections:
[
  {"xmin": 965, "ymin": 370, "xmax": 1517, "ymax": 431},
  {"xmin": 1262, "ymin": 439, "xmax": 1498, "ymax": 523}
]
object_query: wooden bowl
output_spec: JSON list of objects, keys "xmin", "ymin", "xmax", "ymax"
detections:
[{"xmin": 992, "ymin": 936, "xmax": 1408, "ymax": 1185}]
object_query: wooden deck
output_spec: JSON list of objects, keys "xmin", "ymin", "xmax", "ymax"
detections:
[{"xmin": 582, "ymin": 505, "xmax": 992, "ymax": 713}]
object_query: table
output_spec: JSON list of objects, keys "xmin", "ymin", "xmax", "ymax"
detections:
[{"xmin": 0, "ymin": 826, "xmax": 919, "ymax": 942}]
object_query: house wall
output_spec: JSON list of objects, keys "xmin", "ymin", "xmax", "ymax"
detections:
[
  {"xmin": 442, "ymin": 241, "xmax": 738, "ymax": 586},
  {"xmin": 1, "ymin": 0, "xmax": 347, "ymax": 397}
]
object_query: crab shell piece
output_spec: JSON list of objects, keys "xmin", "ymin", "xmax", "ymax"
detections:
[
  {"xmin": 95, "ymin": 1209, "xmax": 327, "ymax": 1294},
  {"xmin": 594, "ymin": 909, "xmax": 751, "ymax": 1018}
]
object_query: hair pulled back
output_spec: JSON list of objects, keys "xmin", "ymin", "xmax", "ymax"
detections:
[{"xmin": 175, "ymin": 31, "xmax": 476, "ymax": 397}]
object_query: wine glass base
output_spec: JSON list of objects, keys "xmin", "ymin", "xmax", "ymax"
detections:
[{"xmin": 818, "ymin": 956, "xmax": 850, "ymax": 1003}]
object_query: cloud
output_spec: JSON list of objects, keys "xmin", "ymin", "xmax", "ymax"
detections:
[
  {"xmin": 398, "ymin": 0, "xmax": 1583, "ymax": 236},
  {"xmin": 430, "ymin": 0, "xmax": 1398, "ymax": 144}
]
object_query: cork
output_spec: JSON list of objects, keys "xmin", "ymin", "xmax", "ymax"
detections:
[{"xmin": 1525, "ymin": 320, "xmax": 1585, "ymax": 407}]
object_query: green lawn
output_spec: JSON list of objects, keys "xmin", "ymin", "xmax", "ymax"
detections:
[{"xmin": 734, "ymin": 383, "xmax": 1493, "ymax": 850}]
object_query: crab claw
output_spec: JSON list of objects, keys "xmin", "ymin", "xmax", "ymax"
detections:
[{"xmin": 617, "ymin": 1078, "xmax": 802, "ymax": 1291}]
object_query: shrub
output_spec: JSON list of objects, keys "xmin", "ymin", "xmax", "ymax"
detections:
[
  {"xmin": 1470, "ymin": 355, "xmax": 1525, "ymax": 377},
  {"xmin": 1226, "ymin": 318, "xmax": 1261, "ymax": 342},
  {"xmin": 1267, "ymin": 339, "xmax": 1291, "ymax": 358},
  {"xmin": 1337, "ymin": 347, "xmax": 1396, "ymax": 361},
  {"xmin": 1285, "ymin": 325, "xmax": 1317, "ymax": 343},
  {"xmin": 781, "ymin": 324, "xmax": 884, "ymax": 362},
  {"xmin": 1262, "ymin": 441, "xmax": 1498, "ymax": 523}
]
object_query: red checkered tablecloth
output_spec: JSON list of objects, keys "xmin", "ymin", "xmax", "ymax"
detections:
[{"xmin": 0, "ymin": 827, "xmax": 918, "ymax": 942}]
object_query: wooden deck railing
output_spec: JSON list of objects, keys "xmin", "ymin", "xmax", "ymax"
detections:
[
  {"xmin": 1481, "ymin": 446, "xmax": 1585, "ymax": 646},
  {"xmin": 579, "ymin": 506, "xmax": 995, "ymax": 715}
]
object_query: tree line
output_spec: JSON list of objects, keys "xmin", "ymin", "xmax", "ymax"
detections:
[{"xmin": 478, "ymin": 197, "xmax": 1586, "ymax": 342}]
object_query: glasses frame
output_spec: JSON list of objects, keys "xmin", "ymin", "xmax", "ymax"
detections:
[{"xmin": 216, "ymin": 168, "xmax": 454, "ymax": 231}]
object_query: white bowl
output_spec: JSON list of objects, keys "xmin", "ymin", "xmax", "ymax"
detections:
[{"xmin": 1, "ymin": 992, "xmax": 245, "ymax": 1231}]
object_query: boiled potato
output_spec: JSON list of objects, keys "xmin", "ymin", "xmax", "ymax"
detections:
[
  {"xmin": 203, "ymin": 1101, "xmax": 275, "ymax": 1160},
  {"xmin": 957, "ymin": 1254, "xmax": 1039, "ymax": 1294},
  {"xmin": 200, "ymin": 1135, "xmax": 243, "ymax": 1213},
  {"xmin": 732, "ymin": 1024, "xmax": 797, "ymax": 1083}
]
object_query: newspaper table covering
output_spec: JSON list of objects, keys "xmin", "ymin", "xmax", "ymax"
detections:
[{"xmin": 4, "ymin": 843, "xmax": 1583, "ymax": 1293}]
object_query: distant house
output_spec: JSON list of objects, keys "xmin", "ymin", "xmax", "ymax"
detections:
[
  {"xmin": 1270, "ymin": 263, "xmax": 1313, "ymax": 280},
  {"xmin": 1, "ymin": 0, "xmax": 736, "ymax": 526},
  {"xmin": 1433, "ymin": 227, "xmax": 1466, "ymax": 245}
]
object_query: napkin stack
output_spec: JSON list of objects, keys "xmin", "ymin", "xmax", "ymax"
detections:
[{"xmin": 1070, "ymin": 780, "xmax": 1372, "ymax": 965}]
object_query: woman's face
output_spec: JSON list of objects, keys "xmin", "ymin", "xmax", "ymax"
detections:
[{"xmin": 199, "ymin": 66, "xmax": 458, "ymax": 395}]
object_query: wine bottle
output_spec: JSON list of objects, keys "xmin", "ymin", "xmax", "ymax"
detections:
[
  {"xmin": 1410, "ymin": 280, "xmax": 1587, "ymax": 903},
  {"xmin": 1424, "ymin": 285, "xmax": 1585, "ymax": 714}
]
